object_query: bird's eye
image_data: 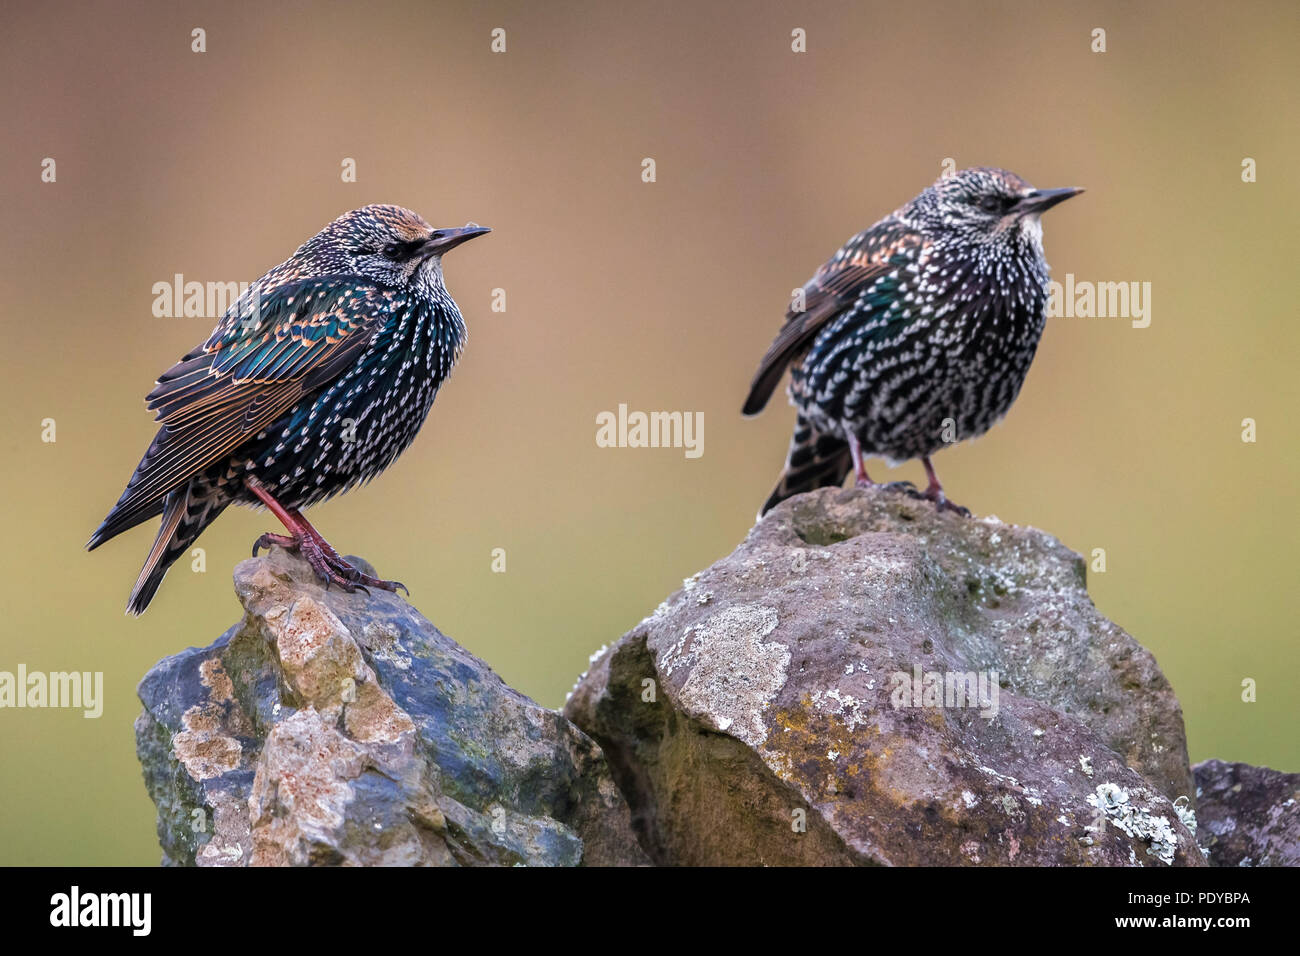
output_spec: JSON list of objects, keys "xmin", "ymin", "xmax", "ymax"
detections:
[
  {"xmin": 381, "ymin": 243, "xmax": 405, "ymax": 261},
  {"xmin": 977, "ymin": 195, "xmax": 1018, "ymax": 214}
]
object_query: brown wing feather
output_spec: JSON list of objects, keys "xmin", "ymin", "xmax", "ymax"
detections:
[
  {"xmin": 132, "ymin": 342, "xmax": 376, "ymax": 506},
  {"xmin": 89, "ymin": 280, "xmax": 392, "ymax": 548},
  {"xmin": 742, "ymin": 218, "xmax": 921, "ymax": 416}
]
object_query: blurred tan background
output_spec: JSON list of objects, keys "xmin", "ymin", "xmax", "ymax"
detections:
[{"xmin": 0, "ymin": 0, "xmax": 1295, "ymax": 864}]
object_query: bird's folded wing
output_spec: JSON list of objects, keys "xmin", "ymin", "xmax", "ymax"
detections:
[
  {"xmin": 117, "ymin": 277, "xmax": 398, "ymax": 518},
  {"xmin": 742, "ymin": 220, "xmax": 922, "ymax": 415}
]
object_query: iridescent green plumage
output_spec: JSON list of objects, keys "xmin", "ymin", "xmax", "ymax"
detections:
[
  {"xmin": 90, "ymin": 205, "xmax": 489, "ymax": 613},
  {"xmin": 744, "ymin": 168, "xmax": 1082, "ymax": 516}
]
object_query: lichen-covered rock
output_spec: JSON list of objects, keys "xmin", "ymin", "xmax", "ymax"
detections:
[
  {"xmin": 135, "ymin": 547, "xmax": 648, "ymax": 867},
  {"xmin": 1193, "ymin": 759, "xmax": 1300, "ymax": 867},
  {"xmin": 565, "ymin": 485, "xmax": 1204, "ymax": 866}
]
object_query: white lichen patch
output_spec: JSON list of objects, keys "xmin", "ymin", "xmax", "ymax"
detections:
[
  {"xmin": 810, "ymin": 687, "xmax": 872, "ymax": 731},
  {"xmin": 663, "ymin": 604, "xmax": 787, "ymax": 746},
  {"xmin": 564, "ymin": 643, "xmax": 610, "ymax": 703},
  {"xmin": 1172, "ymin": 795, "xmax": 1198, "ymax": 836},
  {"xmin": 1087, "ymin": 783, "xmax": 1182, "ymax": 865},
  {"xmin": 198, "ymin": 841, "xmax": 245, "ymax": 865},
  {"xmin": 978, "ymin": 765, "xmax": 1021, "ymax": 788},
  {"xmin": 1172, "ymin": 795, "xmax": 1209, "ymax": 858}
]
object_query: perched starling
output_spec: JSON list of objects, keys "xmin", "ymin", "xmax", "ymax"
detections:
[
  {"xmin": 743, "ymin": 167, "xmax": 1082, "ymax": 516},
  {"xmin": 89, "ymin": 205, "xmax": 489, "ymax": 614}
]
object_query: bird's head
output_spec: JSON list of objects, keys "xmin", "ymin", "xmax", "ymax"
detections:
[
  {"xmin": 295, "ymin": 204, "xmax": 490, "ymax": 290},
  {"xmin": 906, "ymin": 167, "xmax": 1082, "ymax": 250}
]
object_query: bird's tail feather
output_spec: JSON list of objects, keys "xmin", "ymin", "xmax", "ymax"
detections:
[
  {"xmin": 88, "ymin": 427, "xmax": 174, "ymax": 551},
  {"xmin": 126, "ymin": 483, "xmax": 225, "ymax": 615},
  {"xmin": 760, "ymin": 414, "xmax": 852, "ymax": 516}
]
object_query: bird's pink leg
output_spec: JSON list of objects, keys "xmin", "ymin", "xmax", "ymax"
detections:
[
  {"xmin": 920, "ymin": 457, "xmax": 970, "ymax": 516},
  {"xmin": 245, "ymin": 476, "xmax": 408, "ymax": 594},
  {"xmin": 847, "ymin": 432, "xmax": 875, "ymax": 486}
]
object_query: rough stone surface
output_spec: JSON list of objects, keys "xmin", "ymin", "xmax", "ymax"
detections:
[
  {"xmin": 135, "ymin": 547, "xmax": 648, "ymax": 867},
  {"xmin": 565, "ymin": 485, "xmax": 1205, "ymax": 866},
  {"xmin": 1193, "ymin": 759, "xmax": 1300, "ymax": 867}
]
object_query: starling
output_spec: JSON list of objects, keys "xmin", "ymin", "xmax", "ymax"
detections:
[
  {"xmin": 89, "ymin": 205, "xmax": 489, "ymax": 614},
  {"xmin": 743, "ymin": 167, "xmax": 1082, "ymax": 516}
]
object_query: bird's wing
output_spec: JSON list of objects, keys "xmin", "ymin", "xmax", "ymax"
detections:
[
  {"xmin": 91, "ymin": 277, "xmax": 400, "ymax": 545},
  {"xmin": 742, "ymin": 218, "xmax": 923, "ymax": 415}
]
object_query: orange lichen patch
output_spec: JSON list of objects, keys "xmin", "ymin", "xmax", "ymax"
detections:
[
  {"xmin": 180, "ymin": 701, "xmax": 224, "ymax": 735},
  {"xmin": 173, "ymin": 702, "xmax": 243, "ymax": 781},
  {"xmin": 763, "ymin": 702, "xmax": 880, "ymax": 791},
  {"xmin": 199, "ymin": 657, "xmax": 234, "ymax": 702},
  {"xmin": 171, "ymin": 652, "xmax": 259, "ymax": 781}
]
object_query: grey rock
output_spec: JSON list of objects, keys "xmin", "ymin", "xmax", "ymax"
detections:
[
  {"xmin": 1193, "ymin": 759, "xmax": 1300, "ymax": 866},
  {"xmin": 135, "ymin": 547, "xmax": 648, "ymax": 866},
  {"xmin": 565, "ymin": 485, "xmax": 1204, "ymax": 866}
]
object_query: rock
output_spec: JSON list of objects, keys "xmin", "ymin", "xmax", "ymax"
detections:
[
  {"xmin": 565, "ymin": 485, "xmax": 1205, "ymax": 866},
  {"xmin": 135, "ymin": 547, "xmax": 648, "ymax": 867},
  {"xmin": 1193, "ymin": 759, "xmax": 1300, "ymax": 866}
]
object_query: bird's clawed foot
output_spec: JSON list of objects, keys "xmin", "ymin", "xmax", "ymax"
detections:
[
  {"xmin": 252, "ymin": 529, "xmax": 408, "ymax": 596},
  {"xmin": 921, "ymin": 487, "xmax": 971, "ymax": 517},
  {"xmin": 854, "ymin": 475, "xmax": 968, "ymax": 514},
  {"xmin": 245, "ymin": 475, "xmax": 408, "ymax": 596},
  {"xmin": 918, "ymin": 456, "xmax": 970, "ymax": 517},
  {"xmin": 252, "ymin": 532, "xmax": 297, "ymax": 555},
  {"xmin": 873, "ymin": 479, "xmax": 970, "ymax": 516}
]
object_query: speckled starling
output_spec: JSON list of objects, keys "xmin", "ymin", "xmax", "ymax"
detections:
[
  {"xmin": 89, "ymin": 205, "xmax": 489, "ymax": 614},
  {"xmin": 743, "ymin": 167, "xmax": 1082, "ymax": 516}
]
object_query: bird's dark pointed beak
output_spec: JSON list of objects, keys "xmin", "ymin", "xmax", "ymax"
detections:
[
  {"xmin": 1019, "ymin": 187, "xmax": 1084, "ymax": 214},
  {"xmin": 420, "ymin": 223, "xmax": 491, "ymax": 257}
]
